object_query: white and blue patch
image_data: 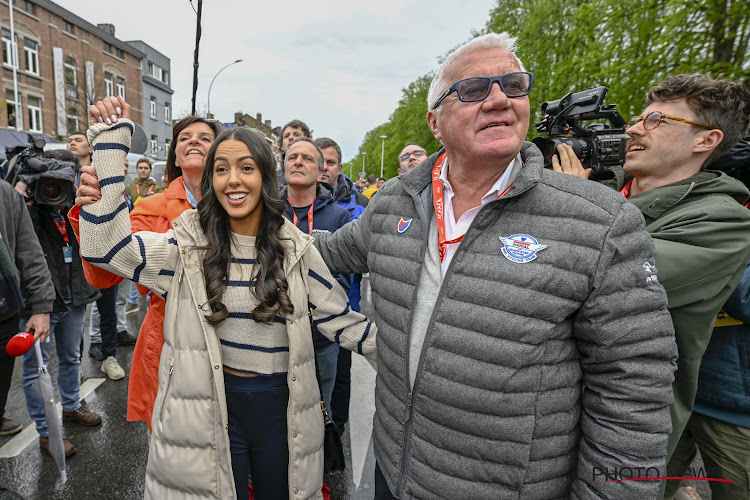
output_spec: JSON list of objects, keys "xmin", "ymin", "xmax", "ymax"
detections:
[
  {"xmin": 397, "ymin": 218, "xmax": 412, "ymax": 233},
  {"xmin": 499, "ymin": 234, "xmax": 548, "ymax": 263}
]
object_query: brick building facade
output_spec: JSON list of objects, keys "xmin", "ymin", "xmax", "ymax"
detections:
[{"xmin": 0, "ymin": 0, "xmax": 144, "ymax": 140}]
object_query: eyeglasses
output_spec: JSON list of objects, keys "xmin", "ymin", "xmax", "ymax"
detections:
[
  {"xmin": 431, "ymin": 72, "xmax": 535, "ymax": 110},
  {"xmin": 398, "ymin": 150, "xmax": 427, "ymax": 163},
  {"xmin": 627, "ymin": 111, "xmax": 713, "ymax": 131}
]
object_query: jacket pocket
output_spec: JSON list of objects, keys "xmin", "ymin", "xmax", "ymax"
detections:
[{"xmin": 159, "ymin": 352, "xmax": 175, "ymax": 422}]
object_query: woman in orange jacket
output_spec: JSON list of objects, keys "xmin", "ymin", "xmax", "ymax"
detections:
[{"xmin": 69, "ymin": 115, "xmax": 222, "ymax": 428}]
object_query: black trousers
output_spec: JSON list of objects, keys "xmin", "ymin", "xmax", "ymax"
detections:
[
  {"xmin": 97, "ymin": 285, "xmax": 118, "ymax": 359},
  {"xmin": 375, "ymin": 463, "xmax": 399, "ymax": 499},
  {"xmin": 330, "ymin": 347, "xmax": 351, "ymax": 434},
  {"xmin": 0, "ymin": 314, "xmax": 19, "ymax": 419},
  {"xmin": 225, "ymin": 372, "xmax": 289, "ymax": 500}
]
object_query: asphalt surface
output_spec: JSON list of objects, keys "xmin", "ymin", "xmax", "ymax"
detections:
[{"xmin": 0, "ymin": 278, "xmax": 711, "ymax": 499}]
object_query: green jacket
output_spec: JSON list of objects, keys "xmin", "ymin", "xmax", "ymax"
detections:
[
  {"xmin": 125, "ymin": 177, "xmax": 163, "ymax": 205},
  {"xmin": 607, "ymin": 166, "xmax": 750, "ymax": 460}
]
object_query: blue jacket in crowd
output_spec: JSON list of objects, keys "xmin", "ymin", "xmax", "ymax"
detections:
[
  {"xmin": 281, "ymin": 183, "xmax": 353, "ymax": 347},
  {"xmin": 693, "ymin": 260, "xmax": 750, "ymax": 428}
]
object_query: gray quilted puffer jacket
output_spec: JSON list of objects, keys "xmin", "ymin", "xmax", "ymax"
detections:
[{"xmin": 315, "ymin": 143, "xmax": 677, "ymax": 499}]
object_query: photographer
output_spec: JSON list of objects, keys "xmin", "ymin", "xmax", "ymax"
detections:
[
  {"xmin": 553, "ymin": 74, "xmax": 750, "ymax": 497},
  {"xmin": 12, "ymin": 148, "xmax": 102, "ymax": 458},
  {"xmin": 0, "ymin": 181, "xmax": 53, "ymax": 437}
]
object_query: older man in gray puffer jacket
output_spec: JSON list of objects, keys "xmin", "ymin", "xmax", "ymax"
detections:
[{"xmin": 315, "ymin": 32, "xmax": 677, "ymax": 500}]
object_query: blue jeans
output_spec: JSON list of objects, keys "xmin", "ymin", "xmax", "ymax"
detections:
[
  {"xmin": 315, "ymin": 341, "xmax": 339, "ymax": 415},
  {"xmin": 129, "ymin": 282, "xmax": 139, "ymax": 304},
  {"xmin": 20, "ymin": 300, "xmax": 86, "ymax": 437}
]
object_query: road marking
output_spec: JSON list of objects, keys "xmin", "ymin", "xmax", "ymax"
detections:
[{"xmin": 0, "ymin": 378, "xmax": 106, "ymax": 458}]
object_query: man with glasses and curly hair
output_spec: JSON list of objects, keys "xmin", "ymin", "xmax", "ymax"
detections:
[
  {"xmin": 555, "ymin": 73, "xmax": 750, "ymax": 499},
  {"xmin": 314, "ymin": 32, "xmax": 678, "ymax": 499}
]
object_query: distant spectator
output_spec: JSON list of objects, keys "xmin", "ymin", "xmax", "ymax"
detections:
[
  {"xmin": 397, "ymin": 143, "xmax": 428, "ymax": 175},
  {"xmin": 125, "ymin": 157, "xmax": 163, "ymax": 205},
  {"xmin": 278, "ymin": 119, "xmax": 311, "ymax": 187},
  {"xmin": 377, "ymin": 177, "xmax": 386, "ymax": 189},
  {"xmin": 362, "ymin": 174, "xmax": 379, "ymax": 199}
]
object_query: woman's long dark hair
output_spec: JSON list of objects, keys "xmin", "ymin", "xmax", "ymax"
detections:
[
  {"xmin": 197, "ymin": 128, "xmax": 293, "ymax": 325},
  {"xmin": 165, "ymin": 116, "xmax": 224, "ymax": 184}
]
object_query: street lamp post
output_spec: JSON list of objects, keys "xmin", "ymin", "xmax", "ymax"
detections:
[
  {"xmin": 207, "ymin": 59, "xmax": 242, "ymax": 118},
  {"xmin": 362, "ymin": 152, "xmax": 367, "ymax": 179},
  {"xmin": 379, "ymin": 135, "xmax": 387, "ymax": 179}
]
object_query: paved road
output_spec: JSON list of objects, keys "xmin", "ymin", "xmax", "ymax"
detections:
[{"xmin": 0, "ymin": 277, "xmax": 711, "ymax": 499}]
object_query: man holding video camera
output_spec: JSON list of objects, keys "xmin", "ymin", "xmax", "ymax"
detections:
[
  {"xmin": 554, "ymin": 74, "xmax": 750, "ymax": 497},
  {"xmin": 10, "ymin": 147, "xmax": 102, "ymax": 458}
]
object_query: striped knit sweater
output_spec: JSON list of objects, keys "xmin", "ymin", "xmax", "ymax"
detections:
[{"xmin": 78, "ymin": 119, "xmax": 375, "ymax": 373}]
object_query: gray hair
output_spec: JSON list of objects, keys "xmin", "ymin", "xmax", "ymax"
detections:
[{"xmin": 427, "ymin": 32, "xmax": 525, "ymax": 111}]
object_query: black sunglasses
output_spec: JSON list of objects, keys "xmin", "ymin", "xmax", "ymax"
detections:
[{"xmin": 431, "ymin": 72, "xmax": 535, "ymax": 110}]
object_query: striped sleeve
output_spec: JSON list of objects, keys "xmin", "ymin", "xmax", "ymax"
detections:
[
  {"xmin": 78, "ymin": 119, "xmax": 178, "ymax": 297},
  {"xmin": 306, "ymin": 245, "xmax": 376, "ymax": 359}
]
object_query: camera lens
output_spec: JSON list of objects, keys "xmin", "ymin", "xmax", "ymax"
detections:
[{"xmin": 36, "ymin": 178, "xmax": 65, "ymax": 205}]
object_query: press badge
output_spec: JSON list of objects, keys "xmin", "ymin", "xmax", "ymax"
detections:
[{"xmin": 62, "ymin": 244, "xmax": 73, "ymax": 264}]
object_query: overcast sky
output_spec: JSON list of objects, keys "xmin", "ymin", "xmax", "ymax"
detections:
[{"xmin": 54, "ymin": 0, "xmax": 496, "ymax": 162}]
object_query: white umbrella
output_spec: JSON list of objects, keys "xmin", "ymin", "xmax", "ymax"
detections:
[{"xmin": 34, "ymin": 340, "xmax": 67, "ymax": 483}]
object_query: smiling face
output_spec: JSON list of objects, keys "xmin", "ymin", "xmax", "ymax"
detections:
[
  {"xmin": 212, "ymin": 139, "xmax": 264, "ymax": 236},
  {"xmin": 285, "ymin": 141, "xmax": 322, "ymax": 189},
  {"xmin": 427, "ymin": 46, "xmax": 530, "ymax": 170},
  {"xmin": 175, "ymin": 122, "xmax": 216, "ymax": 176},
  {"xmin": 624, "ymin": 98, "xmax": 715, "ymax": 182},
  {"xmin": 318, "ymin": 146, "xmax": 342, "ymax": 187},
  {"xmin": 136, "ymin": 161, "xmax": 152, "ymax": 180}
]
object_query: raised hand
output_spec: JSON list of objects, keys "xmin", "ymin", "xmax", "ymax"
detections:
[
  {"xmin": 88, "ymin": 96, "xmax": 131, "ymax": 126},
  {"xmin": 75, "ymin": 165, "xmax": 101, "ymax": 207}
]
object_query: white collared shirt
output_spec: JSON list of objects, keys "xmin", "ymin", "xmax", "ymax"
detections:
[{"xmin": 439, "ymin": 156, "xmax": 517, "ymax": 275}]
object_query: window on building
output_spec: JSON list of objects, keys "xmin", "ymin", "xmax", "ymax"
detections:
[
  {"xmin": 20, "ymin": 1, "xmax": 35, "ymax": 15},
  {"xmin": 103, "ymin": 42, "xmax": 112, "ymax": 54},
  {"xmin": 149, "ymin": 96, "xmax": 156, "ymax": 119},
  {"xmin": 115, "ymin": 48, "xmax": 124, "ymax": 59},
  {"xmin": 2, "ymin": 29, "xmax": 18, "ymax": 68},
  {"xmin": 162, "ymin": 70, "xmax": 169, "ymax": 85},
  {"xmin": 63, "ymin": 21, "xmax": 74, "ymax": 35},
  {"xmin": 66, "ymin": 108, "xmax": 78, "ymax": 133},
  {"xmin": 23, "ymin": 38, "xmax": 38, "ymax": 75},
  {"xmin": 150, "ymin": 135, "xmax": 158, "ymax": 156},
  {"xmin": 164, "ymin": 102, "xmax": 170, "ymax": 123},
  {"xmin": 147, "ymin": 62, "xmax": 153, "ymax": 75},
  {"xmin": 104, "ymin": 71, "xmax": 114, "ymax": 96},
  {"xmin": 165, "ymin": 138, "xmax": 171, "ymax": 156},
  {"xmin": 27, "ymin": 96, "xmax": 41, "ymax": 132},
  {"xmin": 116, "ymin": 77, "xmax": 125, "ymax": 100},
  {"xmin": 64, "ymin": 57, "xmax": 77, "ymax": 99},
  {"xmin": 6, "ymin": 90, "xmax": 18, "ymax": 129}
]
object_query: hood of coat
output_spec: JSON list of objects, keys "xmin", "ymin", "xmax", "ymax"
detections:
[
  {"xmin": 172, "ymin": 209, "xmax": 314, "ymax": 277},
  {"xmin": 626, "ymin": 169, "xmax": 750, "ymax": 222}
]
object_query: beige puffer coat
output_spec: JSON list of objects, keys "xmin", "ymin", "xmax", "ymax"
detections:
[{"xmin": 145, "ymin": 212, "xmax": 358, "ymax": 499}]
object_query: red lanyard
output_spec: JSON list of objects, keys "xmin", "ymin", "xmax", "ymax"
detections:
[
  {"xmin": 432, "ymin": 152, "xmax": 514, "ymax": 263},
  {"xmin": 53, "ymin": 217, "xmax": 69, "ymax": 244},
  {"xmin": 620, "ymin": 179, "xmax": 634, "ymax": 198},
  {"xmin": 288, "ymin": 197, "xmax": 315, "ymax": 234},
  {"xmin": 136, "ymin": 183, "xmax": 154, "ymax": 197}
]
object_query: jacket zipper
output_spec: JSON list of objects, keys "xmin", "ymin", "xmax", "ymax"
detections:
[
  {"xmin": 396, "ymin": 185, "xmax": 531, "ymax": 497},
  {"xmin": 159, "ymin": 353, "xmax": 175, "ymax": 422},
  {"xmin": 396, "ymin": 185, "xmax": 447, "ymax": 497}
]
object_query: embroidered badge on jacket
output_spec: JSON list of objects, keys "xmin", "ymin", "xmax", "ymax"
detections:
[
  {"xmin": 499, "ymin": 234, "xmax": 547, "ymax": 263},
  {"xmin": 397, "ymin": 218, "xmax": 412, "ymax": 233}
]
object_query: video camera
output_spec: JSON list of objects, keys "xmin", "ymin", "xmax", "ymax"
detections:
[
  {"xmin": 533, "ymin": 86, "xmax": 629, "ymax": 175},
  {"xmin": 3, "ymin": 135, "xmax": 77, "ymax": 207}
]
